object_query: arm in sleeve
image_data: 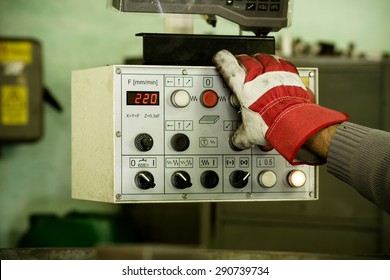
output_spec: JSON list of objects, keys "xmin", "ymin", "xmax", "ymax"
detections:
[{"xmin": 327, "ymin": 122, "xmax": 390, "ymax": 214}]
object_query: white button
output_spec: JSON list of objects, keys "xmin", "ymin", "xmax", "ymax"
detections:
[
  {"xmin": 229, "ymin": 94, "xmax": 240, "ymax": 108},
  {"xmin": 171, "ymin": 90, "xmax": 191, "ymax": 108},
  {"xmin": 258, "ymin": 170, "xmax": 277, "ymax": 188},
  {"xmin": 288, "ymin": 170, "xmax": 306, "ymax": 188}
]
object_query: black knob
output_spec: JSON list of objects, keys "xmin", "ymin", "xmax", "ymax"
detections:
[
  {"xmin": 134, "ymin": 133, "xmax": 154, "ymax": 152},
  {"xmin": 171, "ymin": 171, "xmax": 192, "ymax": 189},
  {"xmin": 200, "ymin": 170, "xmax": 219, "ymax": 189},
  {"xmin": 229, "ymin": 170, "xmax": 250, "ymax": 189},
  {"xmin": 135, "ymin": 171, "xmax": 155, "ymax": 190},
  {"xmin": 171, "ymin": 133, "xmax": 190, "ymax": 152}
]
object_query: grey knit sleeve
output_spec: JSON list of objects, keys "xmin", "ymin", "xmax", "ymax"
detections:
[{"xmin": 327, "ymin": 122, "xmax": 390, "ymax": 214}]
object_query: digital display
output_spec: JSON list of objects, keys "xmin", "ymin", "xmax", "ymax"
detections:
[{"xmin": 127, "ymin": 91, "xmax": 159, "ymax": 106}]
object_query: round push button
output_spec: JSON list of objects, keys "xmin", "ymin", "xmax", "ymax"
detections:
[
  {"xmin": 171, "ymin": 133, "xmax": 190, "ymax": 152},
  {"xmin": 229, "ymin": 94, "xmax": 240, "ymax": 108},
  {"xmin": 171, "ymin": 90, "xmax": 191, "ymax": 108},
  {"xmin": 200, "ymin": 170, "xmax": 219, "ymax": 189},
  {"xmin": 200, "ymin": 90, "xmax": 218, "ymax": 108},
  {"xmin": 288, "ymin": 170, "xmax": 306, "ymax": 188},
  {"xmin": 258, "ymin": 170, "xmax": 277, "ymax": 188}
]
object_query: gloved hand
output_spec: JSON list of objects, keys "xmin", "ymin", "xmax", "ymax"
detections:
[{"xmin": 213, "ymin": 49, "xmax": 349, "ymax": 165}]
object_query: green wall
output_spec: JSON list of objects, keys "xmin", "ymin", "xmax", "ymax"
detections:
[
  {"xmin": 283, "ymin": 0, "xmax": 390, "ymax": 55},
  {"xmin": 0, "ymin": 0, "xmax": 389, "ymax": 248}
]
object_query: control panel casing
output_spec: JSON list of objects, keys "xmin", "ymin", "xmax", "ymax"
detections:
[
  {"xmin": 111, "ymin": 0, "xmax": 292, "ymax": 33},
  {"xmin": 71, "ymin": 65, "xmax": 318, "ymax": 203}
]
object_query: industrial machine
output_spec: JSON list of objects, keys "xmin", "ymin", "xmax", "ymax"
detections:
[
  {"xmin": 71, "ymin": 0, "xmax": 319, "ymax": 203},
  {"xmin": 0, "ymin": 38, "xmax": 61, "ymax": 142},
  {"xmin": 0, "ymin": 38, "xmax": 43, "ymax": 141},
  {"xmin": 111, "ymin": 0, "xmax": 293, "ymax": 35}
]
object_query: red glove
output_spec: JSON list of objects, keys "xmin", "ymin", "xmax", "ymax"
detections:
[{"xmin": 213, "ymin": 50, "xmax": 349, "ymax": 165}]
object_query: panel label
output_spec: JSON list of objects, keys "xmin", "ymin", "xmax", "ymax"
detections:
[{"xmin": 1, "ymin": 85, "xmax": 29, "ymax": 125}]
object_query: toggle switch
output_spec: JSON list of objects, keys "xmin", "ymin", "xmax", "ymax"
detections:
[
  {"xmin": 229, "ymin": 170, "xmax": 250, "ymax": 189},
  {"xmin": 200, "ymin": 90, "xmax": 219, "ymax": 108},
  {"xmin": 171, "ymin": 171, "xmax": 192, "ymax": 189},
  {"xmin": 288, "ymin": 170, "xmax": 306, "ymax": 188},
  {"xmin": 171, "ymin": 89, "xmax": 191, "ymax": 108},
  {"xmin": 135, "ymin": 171, "xmax": 155, "ymax": 190}
]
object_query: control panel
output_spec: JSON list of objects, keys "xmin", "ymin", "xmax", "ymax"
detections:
[
  {"xmin": 71, "ymin": 65, "xmax": 318, "ymax": 203},
  {"xmin": 111, "ymin": 0, "xmax": 292, "ymax": 33}
]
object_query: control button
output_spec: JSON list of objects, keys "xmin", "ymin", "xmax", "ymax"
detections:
[
  {"xmin": 229, "ymin": 94, "xmax": 240, "ymax": 108},
  {"xmin": 229, "ymin": 170, "xmax": 250, "ymax": 189},
  {"xmin": 258, "ymin": 4, "xmax": 268, "ymax": 11},
  {"xmin": 226, "ymin": 0, "xmax": 233, "ymax": 6},
  {"xmin": 171, "ymin": 89, "xmax": 191, "ymax": 108},
  {"xmin": 229, "ymin": 137, "xmax": 244, "ymax": 151},
  {"xmin": 171, "ymin": 171, "xmax": 192, "ymax": 189},
  {"xmin": 259, "ymin": 145, "xmax": 274, "ymax": 152},
  {"xmin": 288, "ymin": 170, "xmax": 306, "ymax": 188},
  {"xmin": 270, "ymin": 4, "xmax": 280, "ymax": 11},
  {"xmin": 135, "ymin": 171, "xmax": 155, "ymax": 190},
  {"xmin": 200, "ymin": 90, "xmax": 219, "ymax": 108},
  {"xmin": 258, "ymin": 170, "xmax": 277, "ymax": 188},
  {"xmin": 171, "ymin": 133, "xmax": 190, "ymax": 152},
  {"xmin": 246, "ymin": 3, "xmax": 256, "ymax": 11},
  {"xmin": 200, "ymin": 170, "xmax": 219, "ymax": 189},
  {"xmin": 134, "ymin": 133, "xmax": 154, "ymax": 152}
]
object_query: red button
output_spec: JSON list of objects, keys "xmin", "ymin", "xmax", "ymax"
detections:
[{"xmin": 200, "ymin": 90, "xmax": 219, "ymax": 108}]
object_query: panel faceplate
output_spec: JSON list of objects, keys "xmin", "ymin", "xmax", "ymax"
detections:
[{"xmin": 111, "ymin": 65, "xmax": 318, "ymax": 203}]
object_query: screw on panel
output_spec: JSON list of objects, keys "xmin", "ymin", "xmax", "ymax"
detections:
[
  {"xmin": 309, "ymin": 71, "xmax": 315, "ymax": 77},
  {"xmin": 182, "ymin": 69, "xmax": 188, "ymax": 75},
  {"xmin": 309, "ymin": 191, "xmax": 315, "ymax": 197},
  {"xmin": 182, "ymin": 193, "xmax": 188, "ymax": 200},
  {"xmin": 116, "ymin": 68, "xmax": 122, "ymax": 74},
  {"xmin": 246, "ymin": 192, "xmax": 252, "ymax": 198},
  {"xmin": 115, "ymin": 131, "xmax": 122, "ymax": 137},
  {"xmin": 116, "ymin": 194, "xmax": 122, "ymax": 200}
]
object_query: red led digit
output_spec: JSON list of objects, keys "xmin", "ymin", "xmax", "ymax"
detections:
[
  {"xmin": 135, "ymin": 93, "xmax": 142, "ymax": 104},
  {"xmin": 151, "ymin": 93, "xmax": 158, "ymax": 104},
  {"xmin": 142, "ymin": 93, "xmax": 150, "ymax": 104}
]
